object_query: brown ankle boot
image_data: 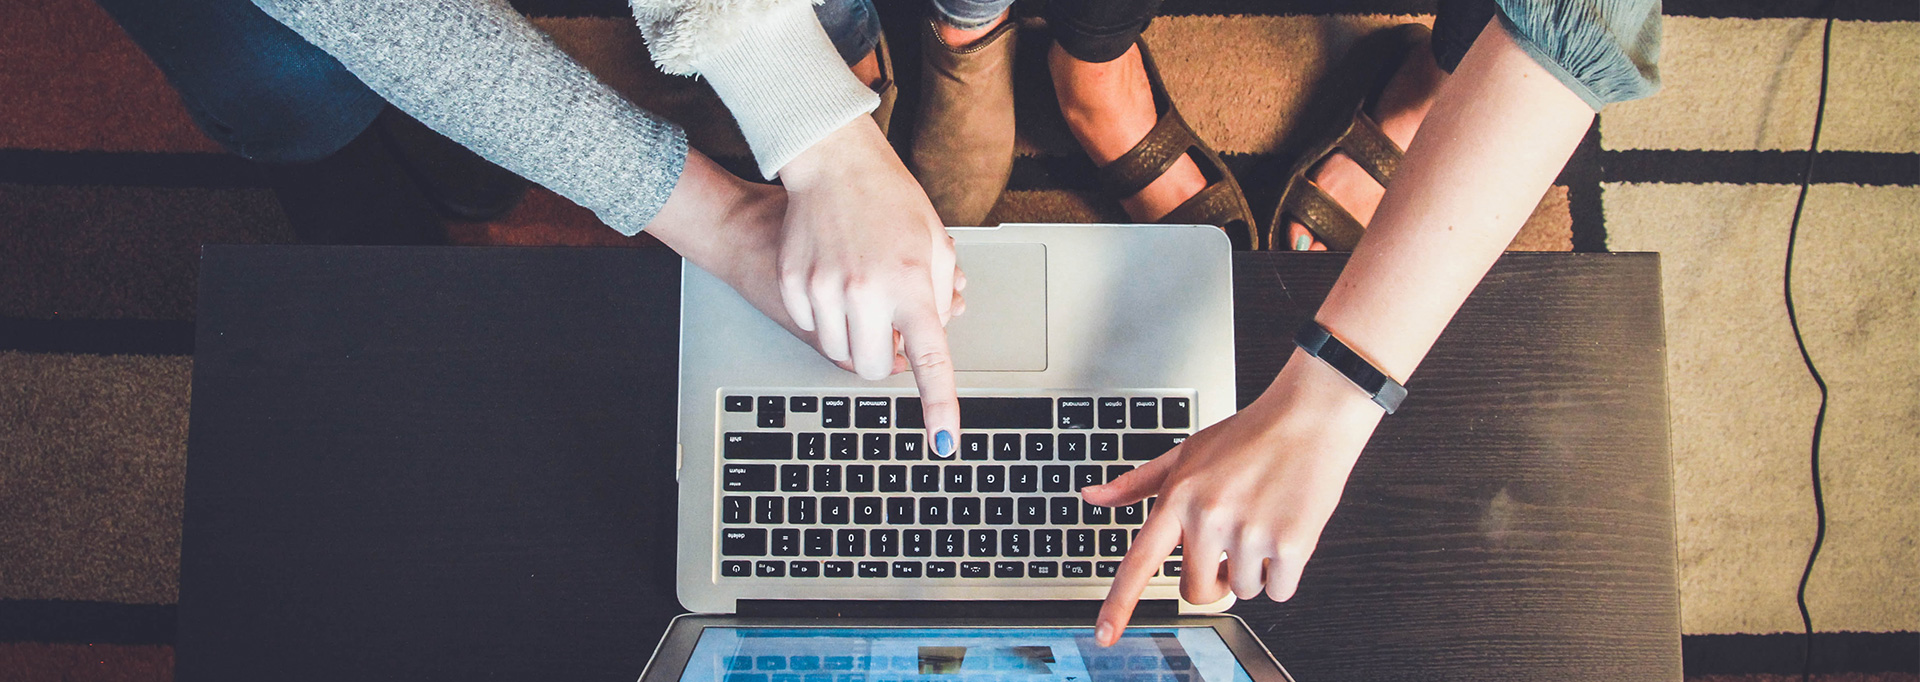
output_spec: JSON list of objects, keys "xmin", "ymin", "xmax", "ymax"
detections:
[{"xmin": 908, "ymin": 17, "xmax": 1018, "ymax": 227}]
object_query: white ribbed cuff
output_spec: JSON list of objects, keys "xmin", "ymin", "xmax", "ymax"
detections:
[{"xmin": 693, "ymin": 0, "xmax": 879, "ymax": 180}]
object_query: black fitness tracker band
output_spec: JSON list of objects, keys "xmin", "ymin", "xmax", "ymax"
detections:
[{"xmin": 1293, "ymin": 320, "xmax": 1407, "ymax": 414}]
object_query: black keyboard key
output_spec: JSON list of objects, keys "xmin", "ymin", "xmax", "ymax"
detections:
[
  {"xmin": 903, "ymin": 529, "xmax": 931, "ymax": 557},
  {"xmin": 821, "ymin": 497, "xmax": 849, "ymax": 524},
  {"xmin": 1029, "ymin": 561, "xmax": 1059, "ymax": 578},
  {"xmin": 1091, "ymin": 433, "xmax": 1119, "ymax": 460},
  {"xmin": 1162, "ymin": 397, "xmax": 1191, "ymax": 429},
  {"xmin": 958, "ymin": 397, "xmax": 1053, "ymax": 429},
  {"xmin": 858, "ymin": 561, "xmax": 888, "ymax": 578},
  {"xmin": 854, "ymin": 397, "xmax": 891, "ymax": 428},
  {"xmin": 961, "ymin": 561, "xmax": 990, "ymax": 578},
  {"xmin": 1096, "ymin": 561, "xmax": 1121, "ymax": 577},
  {"xmin": 1107, "ymin": 465, "xmax": 1136, "ymax": 484},
  {"xmin": 1074, "ymin": 465, "xmax": 1103, "ymax": 491},
  {"xmin": 723, "ymin": 464, "xmax": 776, "ymax": 492},
  {"xmin": 992, "ymin": 434, "xmax": 1021, "ymax": 461},
  {"xmin": 721, "ymin": 529, "xmax": 766, "ymax": 556},
  {"xmin": 885, "ymin": 497, "xmax": 915, "ymax": 524},
  {"xmin": 1036, "ymin": 529, "xmax": 1063, "ymax": 557},
  {"xmin": 878, "ymin": 465, "xmax": 906, "ymax": 492},
  {"xmin": 1117, "ymin": 502, "xmax": 1145, "ymax": 525},
  {"xmin": 952, "ymin": 498, "xmax": 981, "ymax": 525},
  {"xmin": 790, "ymin": 396, "xmax": 818, "ymax": 412},
  {"xmin": 1099, "ymin": 529, "xmax": 1129, "ymax": 556},
  {"xmin": 893, "ymin": 397, "xmax": 924, "ymax": 430},
  {"xmin": 1063, "ymin": 561, "xmax": 1093, "ymax": 578},
  {"xmin": 911, "ymin": 465, "xmax": 940, "ymax": 492},
  {"xmin": 797, "ymin": 433, "xmax": 826, "ymax": 460},
  {"xmin": 936, "ymin": 529, "xmax": 963, "ymax": 557},
  {"xmin": 944, "ymin": 465, "xmax": 972, "ymax": 492},
  {"xmin": 1025, "ymin": 433, "xmax": 1053, "ymax": 460},
  {"xmin": 891, "ymin": 561, "xmax": 922, "ymax": 578},
  {"xmin": 1009, "ymin": 465, "xmax": 1038, "ymax": 492},
  {"xmin": 1128, "ymin": 398, "xmax": 1158, "ymax": 429},
  {"xmin": 780, "ymin": 464, "xmax": 808, "ymax": 492},
  {"xmin": 1049, "ymin": 497, "xmax": 1079, "ymax": 525},
  {"xmin": 724, "ymin": 432, "xmax": 792, "ymax": 460},
  {"xmin": 725, "ymin": 396, "xmax": 753, "ymax": 412},
  {"xmin": 1017, "ymin": 497, "xmax": 1046, "ymax": 524},
  {"xmin": 758, "ymin": 396, "xmax": 786, "ymax": 428},
  {"xmin": 977, "ymin": 466, "xmax": 1006, "ymax": 493},
  {"xmin": 1002, "ymin": 529, "xmax": 1030, "ymax": 557},
  {"xmin": 821, "ymin": 397, "xmax": 850, "ymax": 428},
  {"xmin": 1067, "ymin": 529, "xmax": 1096, "ymax": 556},
  {"xmin": 927, "ymin": 561, "xmax": 956, "ymax": 577},
  {"xmin": 919, "ymin": 497, "xmax": 948, "ymax": 525},
  {"xmin": 837, "ymin": 529, "xmax": 865, "ymax": 556},
  {"xmin": 1124, "ymin": 433, "xmax": 1187, "ymax": 460},
  {"xmin": 870, "ymin": 529, "xmax": 898, "ymax": 557},
  {"xmin": 1097, "ymin": 398, "xmax": 1127, "ymax": 428},
  {"xmin": 1083, "ymin": 502, "xmax": 1112, "ymax": 525},
  {"xmin": 1058, "ymin": 398, "xmax": 1094, "ymax": 429},
  {"xmin": 755, "ymin": 497, "xmax": 783, "ymax": 524},
  {"xmin": 863, "ymin": 434, "xmax": 890, "ymax": 461},
  {"xmin": 756, "ymin": 560, "xmax": 785, "ymax": 577},
  {"xmin": 1162, "ymin": 561, "xmax": 1182, "ymax": 577},
  {"xmin": 959, "ymin": 433, "xmax": 989, "ymax": 460},
  {"xmin": 1041, "ymin": 465, "xmax": 1070, "ymax": 492},
  {"xmin": 846, "ymin": 465, "xmax": 874, "ymax": 492},
  {"xmin": 829, "ymin": 433, "xmax": 856, "ymax": 460},
  {"xmin": 824, "ymin": 561, "xmax": 853, "ymax": 577},
  {"xmin": 985, "ymin": 498, "xmax": 1014, "ymax": 525},
  {"xmin": 722, "ymin": 560, "xmax": 751, "ymax": 577},
  {"xmin": 853, "ymin": 497, "xmax": 882, "ymax": 525},
  {"xmin": 895, "ymin": 433, "xmax": 923, "ymax": 460},
  {"xmin": 790, "ymin": 560, "xmax": 821, "ymax": 577},
  {"xmin": 721, "ymin": 496, "xmax": 750, "ymax": 524},
  {"xmin": 787, "ymin": 498, "xmax": 817, "ymax": 525},
  {"xmin": 812, "ymin": 465, "xmax": 841, "ymax": 493},
  {"xmin": 968, "ymin": 529, "xmax": 997, "ymax": 556},
  {"xmin": 993, "ymin": 561, "xmax": 1025, "ymax": 578},
  {"xmin": 804, "ymin": 529, "xmax": 832, "ymax": 556},
  {"xmin": 1058, "ymin": 434, "xmax": 1087, "ymax": 460},
  {"xmin": 771, "ymin": 528, "xmax": 799, "ymax": 556}
]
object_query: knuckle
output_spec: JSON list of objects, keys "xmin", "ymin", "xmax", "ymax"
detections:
[{"xmin": 909, "ymin": 347, "xmax": 954, "ymax": 373}]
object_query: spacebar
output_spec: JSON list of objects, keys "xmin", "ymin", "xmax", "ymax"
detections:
[{"xmin": 894, "ymin": 397, "xmax": 1054, "ymax": 430}]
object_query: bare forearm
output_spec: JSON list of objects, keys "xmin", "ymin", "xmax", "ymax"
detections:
[{"xmin": 1316, "ymin": 19, "xmax": 1595, "ymax": 381}]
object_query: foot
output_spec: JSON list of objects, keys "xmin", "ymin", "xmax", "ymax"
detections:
[
  {"xmin": 1284, "ymin": 39, "xmax": 1447, "ymax": 250},
  {"xmin": 908, "ymin": 12, "xmax": 1020, "ymax": 226},
  {"xmin": 1051, "ymin": 42, "xmax": 1207, "ymax": 222}
]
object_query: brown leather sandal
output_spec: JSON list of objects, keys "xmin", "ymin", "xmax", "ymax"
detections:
[
  {"xmin": 1097, "ymin": 39, "xmax": 1259, "ymax": 250},
  {"xmin": 1271, "ymin": 23, "xmax": 1429, "ymax": 251}
]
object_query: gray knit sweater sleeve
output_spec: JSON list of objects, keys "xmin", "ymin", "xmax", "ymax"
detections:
[
  {"xmin": 252, "ymin": 0, "xmax": 687, "ymax": 234},
  {"xmin": 1495, "ymin": 0, "xmax": 1662, "ymax": 110}
]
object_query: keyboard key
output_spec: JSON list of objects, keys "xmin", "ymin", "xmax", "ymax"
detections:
[
  {"xmin": 885, "ymin": 497, "xmax": 915, "ymax": 524},
  {"xmin": 857, "ymin": 561, "xmax": 888, "ymax": 578},
  {"xmin": 1097, "ymin": 398, "xmax": 1127, "ymax": 428},
  {"xmin": 895, "ymin": 434, "xmax": 923, "ymax": 460},
  {"xmin": 758, "ymin": 397, "xmax": 786, "ymax": 428},
  {"xmin": 968, "ymin": 529, "xmax": 997, "ymax": 556},
  {"xmin": 1058, "ymin": 434, "xmax": 1087, "ymax": 460},
  {"xmin": 837, "ymin": 529, "xmax": 865, "ymax": 556},
  {"xmin": 787, "ymin": 497, "xmax": 816, "ymax": 525},
  {"xmin": 1162, "ymin": 397, "xmax": 1191, "ymax": 429},
  {"xmin": 892, "ymin": 397, "xmax": 925, "ymax": 430},
  {"xmin": 977, "ymin": 466, "xmax": 1006, "ymax": 493},
  {"xmin": 755, "ymin": 560, "xmax": 785, "ymax": 577},
  {"xmin": 1074, "ymin": 465, "xmax": 1103, "ymax": 491},
  {"xmin": 781, "ymin": 465, "xmax": 808, "ymax": 492},
  {"xmin": 903, "ymin": 529, "xmax": 931, "ymax": 557},
  {"xmin": 878, "ymin": 465, "xmax": 906, "ymax": 492},
  {"xmin": 1117, "ymin": 502, "xmax": 1145, "ymax": 525},
  {"xmin": 1017, "ymin": 497, "xmax": 1046, "ymax": 525},
  {"xmin": 1041, "ymin": 465, "xmax": 1070, "ymax": 492},
  {"xmin": 821, "ymin": 397, "xmax": 850, "ymax": 428},
  {"xmin": 854, "ymin": 397, "xmax": 891, "ymax": 429},
  {"xmin": 721, "ymin": 529, "xmax": 766, "ymax": 556},
  {"xmin": 960, "ymin": 561, "xmax": 990, "ymax": 578},
  {"xmin": 722, "ymin": 496, "xmax": 750, "ymax": 524},
  {"xmin": 824, "ymin": 561, "xmax": 853, "ymax": 577},
  {"xmin": 960, "ymin": 434, "xmax": 989, "ymax": 460},
  {"xmin": 1002, "ymin": 529, "xmax": 1030, "ymax": 557},
  {"xmin": 1064, "ymin": 561, "xmax": 1093, "ymax": 578},
  {"xmin": 992, "ymin": 434, "xmax": 1021, "ymax": 461},
  {"xmin": 797, "ymin": 433, "xmax": 826, "ymax": 460},
  {"xmin": 790, "ymin": 396, "xmax": 818, "ymax": 412},
  {"xmin": 771, "ymin": 529, "xmax": 799, "ymax": 556},
  {"xmin": 1129, "ymin": 398, "xmax": 1158, "ymax": 429},
  {"xmin": 1026, "ymin": 433, "xmax": 1053, "ymax": 460},
  {"xmin": 870, "ymin": 529, "xmax": 898, "ymax": 557},
  {"xmin": 1067, "ymin": 529, "xmax": 1096, "ymax": 557},
  {"xmin": 935, "ymin": 529, "xmax": 963, "ymax": 557},
  {"xmin": 790, "ymin": 560, "xmax": 821, "ymax": 577},
  {"xmin": 985, "ymin": 498, "xmax": 1014, "ymax": 525},
  {"xmin": 926, "ymin": 561, "xmax": 956, "ymax": 577},
  {"xmin": 1096, "ymin": 561, "xmax": 1120, "ymax": 578},
  {"xmin": 952, "ymin": 498, "xmax": 981, "ymax": 525},
  {"xmin": 1029, "ymin": 561, "xmax": 1059, "ymax": 578},
  {"xmin": 1162, "ymin": 561, "xmax": 1182, "ymax": 577},
  {"xmin": 723, "ymin": 464, "xmax": 776, "ymax": 492},
  {"xmin": 918, "ymin": 497, "xmax": 948, "ymax": 525},
  {"xmin": 943, "ymin": 466, "xmax": 972, "ymax": 492},
  {"xmin": 724, "ymin": 433, "xmax": 792, "ymax": 460},
  {"xmin": 853, "ymin": 497, "xmax": 882, "ymax": 525},
  {"xmin": 829, "ymin": 433, "xmax": 856, "ymax": 460},
  {"xmin": 863, "ymin": 434, "xmax": 890, "ymax": 461},
  {"xmin": 820, "ymin": 497, "xmax": 849, "ymax": 524},
  {"xmin": 723, "ymin": 656, "xmax": 751, "ymax": 671},
  {"xmin": 993, "ymin": 561, "xmax": 1025, "ymax": 578},
  {"xmin": 1083, "ymin": 502, "xmax": 1112, "ymax": 525},
  {"xmin": 1036, "ymin": 529, "xmax": 1063, "ymax": 557},
  {"xmin": 1049, "ymin": 497, "xmax": 1079, "ymax": 525},
  {"xmin": 722, "ymin": 560, "xmax": 751, "ymax": 577},
  {"xmin": 1009, "ymin": 465, "xmax": 1038, "ymax": 492},
  {"xmin": 911, "ymin": 465, "xmax": 940, "ymax": 492},
  {"xmin": 1107, "ymin": 465, "xmax": 1136, "ymax": 484},
  {"xmin": 725, "ymin": 396, "xmax": 753, "ymax": 412},
  {"xmin": 958, "ymin": 397, "xmax": 1053, "ymax": 429},
  {"xmin": 756, "ymin": 655, "xmax": 785, "ymax": 670},
  {"xmin": 755, "ymin": 497, "xmax": 783, "ymax": 524},
  {"xmin": 846, "ymin": 465, "xmax": 874, "ymax": 492},
  {"xmin": 891, "ymin": 561, "xmax": 922, "ymax": 578},
  {"xmin": 1091, "ymin": 433, "xmax": 1119, "ymax": 460},
  {"xmin": 1099, "ymin": 529, "xmax": 1129, "ymax": 556},
  {"xmin": 804, "ymin": 529, "xmax": 832, "ymax": 556},
  {"xmin": 812, "ymin": 465, "xmax": 841, "ymax": 492},
  {"xmin": 1058, "ymin": 398, "xmax": 1094, "ymax": 429},
  {"xmin": 1124, "ymin": 433, "xmax": 1187, "ymax": 460}
]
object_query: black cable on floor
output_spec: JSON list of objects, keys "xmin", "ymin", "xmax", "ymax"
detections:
[{"xmin": 1786, "ymin": 6, "xmax": 1835, "ymax": 682}]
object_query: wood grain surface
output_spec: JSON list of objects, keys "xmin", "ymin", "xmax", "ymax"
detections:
[{"xmin": 179, "ymin": 247, "xmax": 1677, "ymax": 682}]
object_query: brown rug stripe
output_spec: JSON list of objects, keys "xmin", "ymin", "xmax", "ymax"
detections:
[{"xmin": 0, "ymin": 643, "xmax": 174, "ymax": 682}]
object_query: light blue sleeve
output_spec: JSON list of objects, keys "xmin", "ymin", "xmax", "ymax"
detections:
[{"xmin": 1494, "ymin": 0, "xmax": 1663, "ymax": 110}]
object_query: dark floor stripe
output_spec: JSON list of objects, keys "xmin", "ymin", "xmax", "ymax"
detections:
[
  {"xmin": 1604, "ymin": 150, "xmax": 1920, "ymax": 186},
  {"xmin": 1566, "ymin": 123, "xmax": 1609, "ymax": 253},
  {"xmin": 0, "ymin": 150, "xmax": 266, "ymax": 188},
  {"xmin": 507, "ymin": 0, "xmax": 1915, "ymax": 21},
  {"xmin": 0, "ymin": 318, "xmax": 195, "ymax": 356},
  {"xmin": 1683, "ymin": 632, "xmax": 1920, "ymax": 675},
  {"xmin": 0, "ymin": 600, "xmax": 176, "ymax": 646}
]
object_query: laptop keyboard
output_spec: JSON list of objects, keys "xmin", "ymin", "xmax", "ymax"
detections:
[{"xmin": 714, "ymin": 392, "xmax": 1192, "ymax": 582}]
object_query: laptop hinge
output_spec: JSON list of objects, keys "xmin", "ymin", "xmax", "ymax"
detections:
[{"xmin": 735, "ymin": 600, "xmax": 1179, "ymax": 619}]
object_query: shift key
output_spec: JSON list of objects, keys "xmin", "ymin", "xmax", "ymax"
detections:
[
  {"xmin": 723, "ymin": 432, "xmax": 792, "ymax": 459},
  {"xmin": 722, "ymin": 464, "xmax": 776, "ymax": 491}
]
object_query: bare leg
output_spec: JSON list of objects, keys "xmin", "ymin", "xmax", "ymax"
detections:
[
  {"xmin": 936, "ymin": 9, "xmax": 1009, "ymax": 48},
  {"xmin": 1051, "ymin": 43, "xmax": 1206, "ymax": 222}
]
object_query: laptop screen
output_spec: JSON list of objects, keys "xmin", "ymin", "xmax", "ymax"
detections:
[{"xmin": 679, "ymin": 626, "xmax": 1253, "ymax": 682}]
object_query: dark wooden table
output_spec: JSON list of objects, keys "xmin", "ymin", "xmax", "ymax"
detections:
[{"xmin": 179, "ymin": 246, "xmax": 1678, "ymax": 681}]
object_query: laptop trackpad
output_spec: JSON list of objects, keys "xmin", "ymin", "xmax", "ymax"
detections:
[{"xmin": 947, "ymin": 242, "xmax": 1046, "ymax": 371}]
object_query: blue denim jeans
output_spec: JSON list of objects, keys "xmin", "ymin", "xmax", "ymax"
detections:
[{"xmin": 930, "ymin": 0, "xmax": 1017, "ymax": 31}]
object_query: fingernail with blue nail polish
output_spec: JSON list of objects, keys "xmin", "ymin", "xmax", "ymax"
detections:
[
  {"xmin": 1294, "ymin": 234, "xmax": 1311, "ymax": 251},
  {"xmin": 934, "ymin": 430, "xmax": 954, "ymax": 457}
]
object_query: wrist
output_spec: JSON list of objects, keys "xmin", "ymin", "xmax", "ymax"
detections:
[
  {"xmin": 1259, "ymin": 346, "xmax": 1389, "ymax": 427},
  {"xmin": 776, "ymin": 119, "xmax": 882, "ymax": 190}
]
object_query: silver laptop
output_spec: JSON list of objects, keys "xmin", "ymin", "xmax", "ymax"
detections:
[{"xmin": 656, "ymin": 224, "xmax": 1288, "ymax": 681}]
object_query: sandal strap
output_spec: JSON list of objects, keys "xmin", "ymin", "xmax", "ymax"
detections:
[
  {"xmin": 1335, "ymin": 107, "xmax": 1403, "ymax": 187},
  {"xmin": 1159, "ymin": 177, "xmax": 1243, "ymax": 227},
  {"xmin": 1278, "ymin": 175, "xmax": 1366, "ymax": 250},
  {"xmin": 1098, "ymin": 107, "xmax": 1196, "ymax": 200}
]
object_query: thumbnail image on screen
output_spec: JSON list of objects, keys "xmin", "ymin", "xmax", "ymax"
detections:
[{"xmin": 679, "ymin": 626, "xmax": 1253, "ymax": 682}]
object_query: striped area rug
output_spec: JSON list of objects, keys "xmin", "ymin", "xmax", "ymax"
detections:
[{"xmin": 1, "ymin": 0, "xmax": 1915, "ymax": 679}]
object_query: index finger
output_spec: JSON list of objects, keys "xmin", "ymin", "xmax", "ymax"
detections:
[
  {"xmin": 894, "ymin": 302, "xmax": 961, "ymax": 458},
  {"xmin": 1095, "ymin": 507, "xmax": 1182, "ymax": 646}
]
